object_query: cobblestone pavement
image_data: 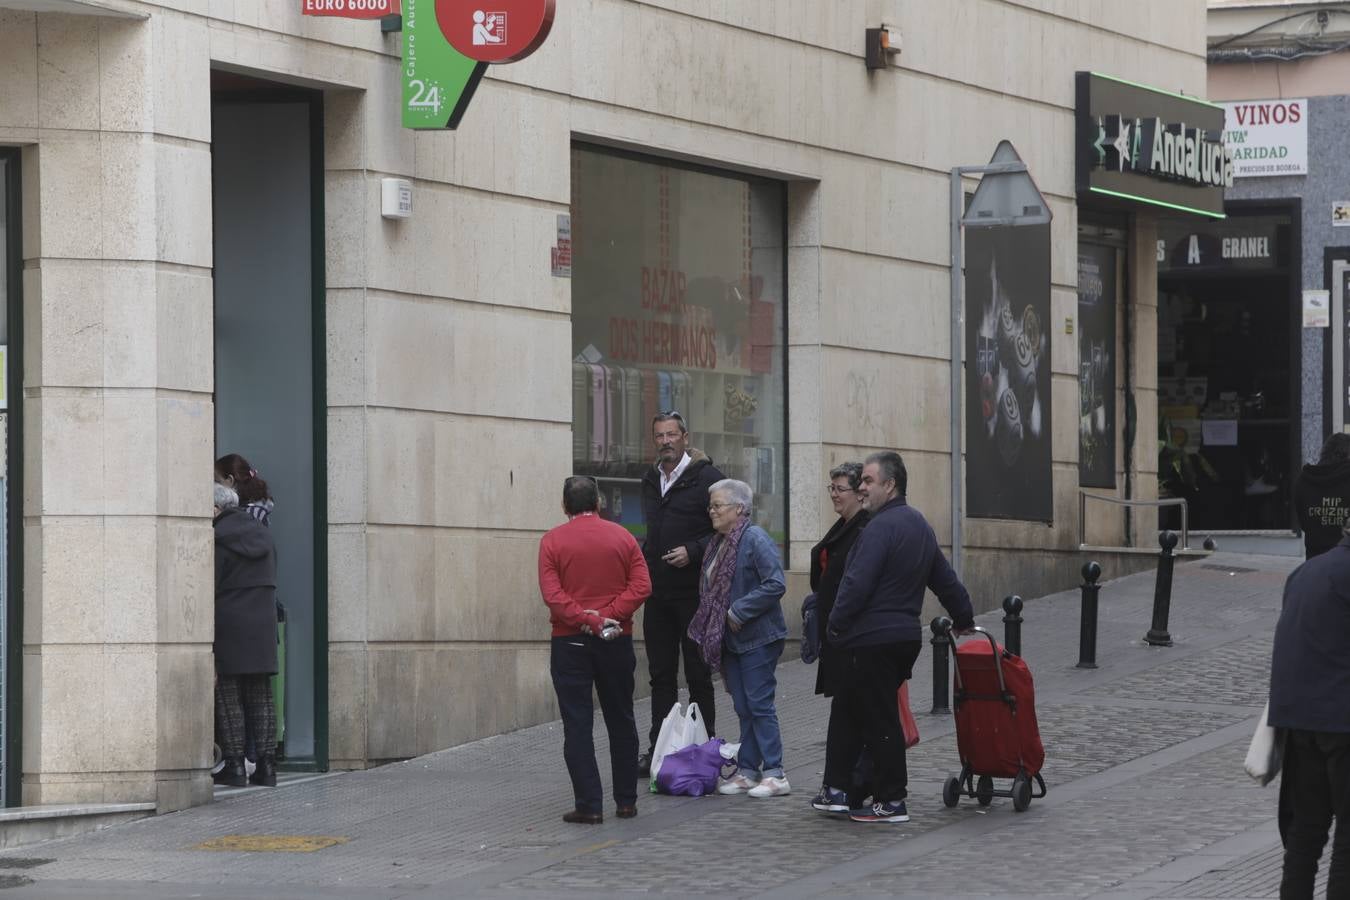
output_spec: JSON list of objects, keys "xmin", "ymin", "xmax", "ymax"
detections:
[{"xmin": 0, "ymin": 551, "xmax": 1318, "ymax": 900}]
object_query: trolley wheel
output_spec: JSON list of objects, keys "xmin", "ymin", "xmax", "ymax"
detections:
[
  {"xmin": 1012, "ymin": 774, "xmax": 1032, "ymax": 812},
  {"xmin": 976, "ymin": 775, "xmax": 994, "ymax": 807},
  {"xmin": 942, "ymin": 776, "xmax": 961, "ymax": 808}
]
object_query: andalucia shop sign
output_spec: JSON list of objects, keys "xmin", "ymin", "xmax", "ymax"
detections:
[
  {"xmin": 402, "ymin": 0, "xmax": 556, "ymax": 129},
  {"xmin": 1076, "ymin": 72, "xmax": 1231, "ymax": 219}
]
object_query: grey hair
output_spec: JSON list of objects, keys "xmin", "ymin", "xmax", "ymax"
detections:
[
  {"xmin": 214, "ymin": 482, "xmax": 239, "ymax": 510},
  {"xmin": 710, "ymin": 478, "xmax": 753, "ymax": 516},
  {"xmin": 829, "ymin": 461, "xmax": 864, "ymax": 491}
]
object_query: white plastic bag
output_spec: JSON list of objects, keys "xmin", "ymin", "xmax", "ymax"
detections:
[
  {"xmin": 649, "ymin": 702, "xmax": 710, "ymax": 788},
  {"xmin": 1244, "ymin": 701, "xmax": 1282, "ymax": 786},
  {"xmin": 649, "ymin": 703, "xmax": 684, "ymax": 782}
]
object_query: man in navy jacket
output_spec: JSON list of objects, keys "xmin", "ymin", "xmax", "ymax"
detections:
[
  {"xmin": 813, "ymin": 450, "xmax": 975, "ymax": 824},
  {"xmin": 1269, "ymin": 533, "xmax": 1350, "ymax": 896}
]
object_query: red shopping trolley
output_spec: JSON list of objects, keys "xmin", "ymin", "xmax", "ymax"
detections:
[{"xmin": 940, "ymin": 625, "xmax": 1047, "ymax": 812}]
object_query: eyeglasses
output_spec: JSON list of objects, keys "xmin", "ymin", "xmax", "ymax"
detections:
[
  {"xmin": 708, "ymin": 502, "xmax": 737, "ymax": 512},
  {"xmin": 826, "ymin": 484, "xmax": 857, "ymax": 495}
]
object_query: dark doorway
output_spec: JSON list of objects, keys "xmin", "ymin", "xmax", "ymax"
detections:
[
  {"xmin": 1157, "ymin": 204, "xmax": 1300, "ymax": 532},
  {"xmin": 210, "ymin": 72, "xmax": 328, "ymax": 768},
  {"xmin": 1, "ymin": 148, "xmax": 24, "ymax": 805}
]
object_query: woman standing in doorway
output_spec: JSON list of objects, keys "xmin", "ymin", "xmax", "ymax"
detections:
[
  {"xmin": 213, "ymin": 482, "xmax": 280, "ymax": 787},
  {"xmin": 216, "ymin": 453, "xmax": 274, "ymax": 527}
]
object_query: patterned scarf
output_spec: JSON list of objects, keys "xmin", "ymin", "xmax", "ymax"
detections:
[{"xmin": 689, "ymin": 517, "xmax": 750, "ymax": 673}]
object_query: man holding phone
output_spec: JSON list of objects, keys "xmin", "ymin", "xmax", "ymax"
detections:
[
  {"xmin": 539, "ymin": 476, "xmax": 652, "ymax": 823},
  {"xmin": 637, "ymin": 411, "xmax": 725, "ymax": 777}
]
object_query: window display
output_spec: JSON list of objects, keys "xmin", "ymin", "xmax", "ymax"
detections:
[{"xmin": 570, "ymin": 147, "xmax": 787, "ymax": 554}]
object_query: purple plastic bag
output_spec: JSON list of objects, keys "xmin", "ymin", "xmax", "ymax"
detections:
[{"xmin": 654, "ymin": 739, "xmax": 732, "ymax": 796}]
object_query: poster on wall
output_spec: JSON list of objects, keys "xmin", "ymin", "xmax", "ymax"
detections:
[
  {"xmin": 966, "ymin": 223, "xmax": 1053, "ymax": 522},
  {"xmin": 1077, "ymin": 246, "xmax": 1116, "ymax": 488}
]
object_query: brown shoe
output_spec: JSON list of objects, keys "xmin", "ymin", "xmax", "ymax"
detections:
[
  {"xmin": 616, "ymin": 805, "xmax": 637, "ymax": 819},
  {"xmin": 562, "ymin": 810, "xmax": 603, "ymax": 824}
]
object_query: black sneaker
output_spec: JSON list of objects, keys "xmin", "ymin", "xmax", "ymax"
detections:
[
  {"xmin": 848, "ymin": 800, "xmax": 909, "ymax": 823},
  {"xmin": 637, "ymin": 751, "xmax": 653, "ymax": 778},
  {"xmin": 213, "ymin": 758, "xmax": 247, "ymax": 788},
  {"xmin": 810, "ymin": 785, "xmax": 849, "ymax": 813}
]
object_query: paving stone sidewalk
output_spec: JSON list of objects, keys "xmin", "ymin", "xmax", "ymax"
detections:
[{"xmin": 0, "ymin": 550, "xmax": 1318, "ymax": 900}]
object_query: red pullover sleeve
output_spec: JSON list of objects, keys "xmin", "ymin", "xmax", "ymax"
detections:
[
  {"xmin": 538, "ymin": 534, "xmax": 604, "ymax": 633},
  {"xmin": 606, "ymin": 537, "xmax": 652, "ymax": 622}
]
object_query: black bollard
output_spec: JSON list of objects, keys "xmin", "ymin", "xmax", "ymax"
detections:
[
  {"xmin": 930, "ymin": 616, "xmax": 953, "ymax": 715},
  {"xmin": 1001, "ymin": 595, "xmax": 1024, "ymax": 657},
  {"xmin": 1077, "ymin": 561, "xmax": 1102, "ymax": 669},
  {"xmin": 1144, "ymin": 531, "xmax": 1178, "ymax": 647}
]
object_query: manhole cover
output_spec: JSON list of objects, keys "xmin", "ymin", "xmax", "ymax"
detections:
[
  {"xmin": 1200, "ymin": 564, "xmax": 1258, "ymax": 574},
  {"xmin": 193, "ymin": 835, "xmax": 348, "ymax": 853}
]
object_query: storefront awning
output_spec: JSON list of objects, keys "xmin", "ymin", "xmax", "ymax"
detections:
[{"xmin": 0, "ymin": 0, "xmax": 145, "ymax": 17}]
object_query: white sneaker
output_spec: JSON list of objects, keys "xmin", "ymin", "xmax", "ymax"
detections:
[
  {"xmin": 748, "ymin": 775, "xmax": 791, "ymax": 798},
  {"xmin": 717, "ymin": 773, "xmax": 758, "ymax": 795}
]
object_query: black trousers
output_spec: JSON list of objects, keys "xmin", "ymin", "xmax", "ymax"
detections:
[
  {"xmin": 643, "ymin": 591, "xmax": 716, "ymax": 748},
  {"xmin": 216, "ymin": 674, "xmax": 276, "ymax": 759},
  {"xmin": 551, "ymin": 634, "xmax": 640, "ymax": 815},
  {"xmin": 1280, "ymin": 728, "xmax": 1350, "ymax": 899},
  {"xmin": 823, "ymin": 641, "xmax": 922, "ymax": 804}
]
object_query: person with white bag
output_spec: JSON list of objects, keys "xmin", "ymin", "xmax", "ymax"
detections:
[
  {"xmin": 688, "ymin": 479, "xmax": 790, "ymax": 798},
  {"xmin": 1267, "ymin": 531, "xmax": 1350, "ymax": 897}
]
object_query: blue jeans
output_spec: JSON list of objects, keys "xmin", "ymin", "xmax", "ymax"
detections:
[
  {"xmin": 551, "ymin": 635, "xmax": 639, "ymax": 814},
  {"xmin": 721, "ymin": 639, "xmax": 785, "ymax": 778}
]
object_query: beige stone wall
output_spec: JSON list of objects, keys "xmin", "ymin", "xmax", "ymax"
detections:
[
  {"xmin": 0, "ymin": 0, "xmax": 1206, "ymax": 792},
  {"xmin": 1, "ymin": 6, "xmax": 216, "ymax": 810}
]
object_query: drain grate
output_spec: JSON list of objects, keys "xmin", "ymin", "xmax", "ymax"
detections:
[
  {"xmin": 0, "ymin": 860, "xmax": 49, "ymax": 870},
  {"xmin": 1200, "ymin": 564, "xmax": 1259, "ymax": 574}
]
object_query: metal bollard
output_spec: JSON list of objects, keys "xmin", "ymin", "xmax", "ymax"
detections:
[
  {"xmin": 1001, "ymin": 595, "xmax": 1024, "ymax": 657},
  {"xmin": 1077, "ymin": 561, "xmax": 1102, "ymax": 669},
  {"xmin": 930, "ymin": 616, "xmax": 953, "ymax": 715},
  {"xmin": 1144, "ymin": 531, "xmax": 1178, "ymax": 647}
]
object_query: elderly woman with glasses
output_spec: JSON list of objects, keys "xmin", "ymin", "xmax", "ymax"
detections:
[
  {"xmin": 688, "ymin": 478, "xmax": 789, "ymax": 798},
  {"xmin": 811, "ymin": 462, "xmax": 868, "ymax": 700}
]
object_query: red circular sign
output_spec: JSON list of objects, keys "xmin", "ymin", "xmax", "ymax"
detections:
[{"xmin": 436, "ymin": 0, "xmax": 556, "ymax": 64}]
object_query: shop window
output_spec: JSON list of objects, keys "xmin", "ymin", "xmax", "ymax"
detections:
[{"xmin": 570, "ymin": 147, "xmax": 787, "ymax": 555}]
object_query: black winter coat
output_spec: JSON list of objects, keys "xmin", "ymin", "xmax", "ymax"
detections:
[
  {"xmin": 1294, "ymin": 459, "xmax": 1350, "ymax": 559},
  {"xmin": 809, "ymin": 510, "xmax": 868, "ymax": 696},
  {"xmin": 214, "ymin": 506, "xmax": 279, "ymax": 676},
  {"xmin": 1269, "ymin": 537, "xmax": 1350, "ymax": 733},
  {"xmin": 640, "ymin": 450, "xmax": 724, "ymax": 599}
]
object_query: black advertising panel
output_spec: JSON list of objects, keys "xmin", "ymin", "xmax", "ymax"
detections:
[
  {"xmin": 966, "ymin": 223, "xmax": 1053, "ymax": 522},
  {"xmin": 1078, "ymin": 245, "xmax": 1117, "ymax": 488},
  {"xmin": 1076, "ymin": 72, "xmax": 1230, "ymax": 219}
]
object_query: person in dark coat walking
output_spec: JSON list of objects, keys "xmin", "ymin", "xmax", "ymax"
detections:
[
  {"xmin": 637, "ymin": 412, "xmax": 724, "ymax": 776},
  {"xmin": 1293, "ymin": 433, "xmax": 1350, "ymax": 559},
  {"xmin": 1268, "ymin": 531, "xmax": 1350, "ymax": 897},
  {"xmin": 813, "ymin": 451, "xmax": 974, "ymax": 825},
  {"xmin": 213, "ymin": 482, "xmax": 280, "ymax": 788}
]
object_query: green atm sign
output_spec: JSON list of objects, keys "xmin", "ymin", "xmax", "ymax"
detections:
[
  {"xmin": 402, "ymin": 0, "xmax": 487, "ymax": 129},
  {"xmin": 402, "ymin": 0, "xmax": 555, "ymax": 130}
]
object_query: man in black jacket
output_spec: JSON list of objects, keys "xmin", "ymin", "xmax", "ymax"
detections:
[
  {"xmin": 1269, "ymin": 532, "xmax": 1350, "ymax": 897},
  {"xmin": 813, "ymin": 450, "xmax": 974, "ymax": 824},
  {"xmin": 637, "ymin": 412, "xmax": 724, "ymax": 776}
]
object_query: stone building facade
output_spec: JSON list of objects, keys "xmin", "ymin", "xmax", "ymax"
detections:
[{"xmin": 0, "ymin": 0, "xmax": 1207, "ymax": 810}]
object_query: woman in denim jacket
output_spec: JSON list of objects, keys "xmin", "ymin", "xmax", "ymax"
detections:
[{"xmin": 688, "ymin": 478, "xmax": 789, "ymax": 798}]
